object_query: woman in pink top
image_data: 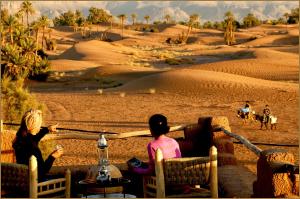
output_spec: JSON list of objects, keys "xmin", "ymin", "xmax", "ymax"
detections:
[{"xmin": 131, "ymin": 114, "xmax": 181, "ymax": 175}]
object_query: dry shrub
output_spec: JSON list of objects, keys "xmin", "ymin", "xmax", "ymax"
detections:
[
  {"xmin": 165, "ymin": 57, "xmax": 194, "ymax": 65},
  {"xmin": 1, "ymin": 76, "xmax": 46, "ymax": 123}
]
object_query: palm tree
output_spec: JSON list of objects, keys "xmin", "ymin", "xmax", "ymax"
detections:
[
  {"xmin": 73, "ymin": 22, "xmax": 78, "ymax": 32},
  {"xmin": 32, "ymin": 21, "xmax": 41, "ymax": 54},
  {"xmin": 164, "ymin": 14, "xmax": 171, "ymax": 24},
  {"xmin": 48, "ymin": 28, "xmax": 52, "ymax": 39},
  {"xmin": 131, "ymin": 13, "xmax": 137, "ymax": 25},
  {"xmin": 108, "ymin": 15, "xmax": 114, "ymax": 30},
  {"xmin": 144, "ymin": 15, "xmax": 150, "ymax": 25},
  {"xmin": 2, "ymin": 44, "xmax": 28, "ymax": 78},
  {"xmin": 4, "ymin": 15, "xmax": 19, "ymax": 44},
  {"xmin": 21, "ymin": 0, "xmax": 35, "ymax": 28},
  {"xmin": 224, "ymin": 11, "xmax": 235, "ymax": 46},
  {"xmin": 16, "ymin": 9, "xmax": 25, "ymax": 25},
  {"xmin": 0, "ymin": 23, "xmax": 6, "ymax": 45},
  {"xmin": 13, "ymin": 26, "xmax": 29, "ymax": 45},
  {"xmin": 38, "ymin": 15, "xmax": 50, "ymax": 49},
  {"xmin": 20, "ymin": 36, "xmax": 36, "ymax": 56},
  {"xmin": 117, "ymin": 14, "xmax": 126, "ymax": 39},
  {"xmin": 283, "ymin": 13, "xmax": 289, "ymax": 33},
  {"xmin": 185, "ymin": 14, "xmax": 199, "ymax": 43}
]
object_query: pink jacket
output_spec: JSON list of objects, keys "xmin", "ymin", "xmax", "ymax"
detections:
[{"xmin": 133, "ymin": 135, "xmax": 181, "ymax": 175}]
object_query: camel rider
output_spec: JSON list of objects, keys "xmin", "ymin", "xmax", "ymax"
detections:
[
  {"xmin": 263, "ymin": 104, "xmax": 271, "ymax": 123},
  {"xmin": 241, "ymin": 101, "xmax": 251, "ymax": 118}
]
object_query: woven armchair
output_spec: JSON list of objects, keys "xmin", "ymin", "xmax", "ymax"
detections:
[
  {"xmin": 1, "ymin": 155, "xmax": 71, "ymax": 198},
  {"xmin": 143, "ymin": 146, "xmax": 218, "ymax": 198},
  {"xmin": 1, "ymin": 162, "xmax": 29, "ymax": 197}
]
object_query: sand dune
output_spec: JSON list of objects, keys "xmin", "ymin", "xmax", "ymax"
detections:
[
  {"xmin": 50, "ymin": 59, "xmax": 99, "ymax": 71},
  {"xmin": 243, "ymin": 34, "xmax": 298, "ymax": 46},
  {"xmin": 29, "ymin": 23, "xmax": 299, "ymax": 173},
  {"xmin": 189, "ymin": 47, "xmax": 298, "ymax": 82},
  {"xmin": 112, "ymin": 69, "xmax": 297, "ymax": 98}
]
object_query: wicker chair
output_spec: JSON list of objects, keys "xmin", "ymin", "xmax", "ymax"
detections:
[
  {"xmin": 143, "ymin": 146, "xmax": 218, "ymax": 198},
  {"xmin": 1, "ymin": 155, "xmax": 71, "ymax": 198}
]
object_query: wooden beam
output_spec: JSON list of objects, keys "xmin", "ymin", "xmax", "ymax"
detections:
[
  {"xmin": 155, "ymin": 148, "xmax": 165, "ymax": 198},
  {"xmin": 43, "ymin": 125, "xmax": 186, "ymax": 141},
  {"xmin": 0, "ymin": 120, "xmax": 3, "ymax": 132},
  {"xmin": 210, "ymin": 146, "xmax": 218, "ymax": 198},
  {"xmin": 29, "ymin": 156, "xmax": 38, "ymax": 198},
  {"xmin": 65, "ymin": 169, "xmax": 71, "ymax": 198},
  {"xmin": 220, "ymin": 127, "xmax": 262, "ymax": 156}
]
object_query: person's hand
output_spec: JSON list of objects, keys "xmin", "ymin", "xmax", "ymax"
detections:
[
  {"xmin": 48, "ymin": 124, "xmax": 59, "ymax": 133},
  {"xmin": 51, "ymin": 148, "xmax": 64, "ymax": 159}
]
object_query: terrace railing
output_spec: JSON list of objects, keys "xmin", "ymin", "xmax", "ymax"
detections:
[{"xmin": 1, "ymin": 119, "xmax": 299, "ymax": 197}]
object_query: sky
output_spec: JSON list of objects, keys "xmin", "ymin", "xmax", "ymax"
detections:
[{"xmin": 2, "ymin": 1, "xmax": 299, "ymax": 23}]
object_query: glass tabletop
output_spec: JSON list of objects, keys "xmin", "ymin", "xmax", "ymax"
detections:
[{"xmin": 79, "ymin": 178, "xmax": 131, "ymax": 187}]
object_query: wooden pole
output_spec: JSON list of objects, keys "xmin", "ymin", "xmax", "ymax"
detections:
[
  {"xmin": 29, "ymin": 155, "xmax": 38, "ymax": 198},
  {"xmin": 43, "ymin": 125, "xmax": 186, "ymax": 141},
  {"xmin": 155, "ymin": 148, "xmax": 165, "ymax": 198},
  {"xmin": 210, "ymin": 146, "xmax": 218, "ymax": 198},
  {"xmin": 220, "ymin": 127, "xmax": 262, "ymax": 156},
  {"xmin": 0, "ymin": 120, "xmax": 3, "ymax": 132},
  {"xmin": 65, "ymin": 169, "xmax": 71, "ymax": 198}
]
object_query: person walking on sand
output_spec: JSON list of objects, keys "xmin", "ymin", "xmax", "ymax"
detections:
[
  {"xmin": 262, "ymin": 104, "xmax": 271, "ymax": 129},
  {"xmin": 13, "ymin": 109, "xmax": 63, "ymax": 182}
]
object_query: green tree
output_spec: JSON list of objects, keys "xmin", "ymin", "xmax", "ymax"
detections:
[
  {"xmin": 4, "ymin": 15, "xmax": 19, "ymax": 44},
  {"xmin": 53, "ymin": 10, "xmax": 75, "ymax": 26},
  {"xmin": 203, "ymin": 21, "xmax": 213, "ymax": 29},
  {"xmin": 224, "ymin": 11, "xmax": 236, "ymax": 45},
  {"xmin": 164, "ymin": 14, "xmax": 171, "ymax": 24},
  {"xmin": 144, "ymin": 15, "xmax": 150, "ymax": 25},
  {"xmin": 1, "ymin": 76, "xmax": 45, "ymax": 122},
  {"xmin": 118, "ymin": 14, "xmax": 126, "ymax": 39},
  {"xmin": 131, "ymin": 13, "xmax": 137, "ymax": 25},
  {"xmin": 213, "ymin": 21, "xmax": 223, "ymax": 30},
  {"xmin": 87, "ymin": 7, "xmax": 110, "ymax": 24},
  {"xmin": 21, "ymin": 0, "xmax": 35, "ymax": 28},
  {"xmin": 74, "ymin": 9, "xmax": 85, "ymax": 28},
  {"xmin": 38, "ymin": 15, "xmax": 50, "ymax": 50},
  {"xmin": 287, "ymin": 8, "xmax": 299, "ymax": 24},
  {"xmin": 243, "ymin": 13, "xmax": 261, "ymax": 28}
]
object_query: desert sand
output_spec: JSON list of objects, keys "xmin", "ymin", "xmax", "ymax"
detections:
[{"xmin": 26, "ymin": 23, "xmax": 298, "ymax": 174}]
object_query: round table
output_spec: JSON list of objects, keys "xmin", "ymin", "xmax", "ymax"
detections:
[{"xmin": 79, "ymin": 178, "xmax": 132, "ymax": 198}]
